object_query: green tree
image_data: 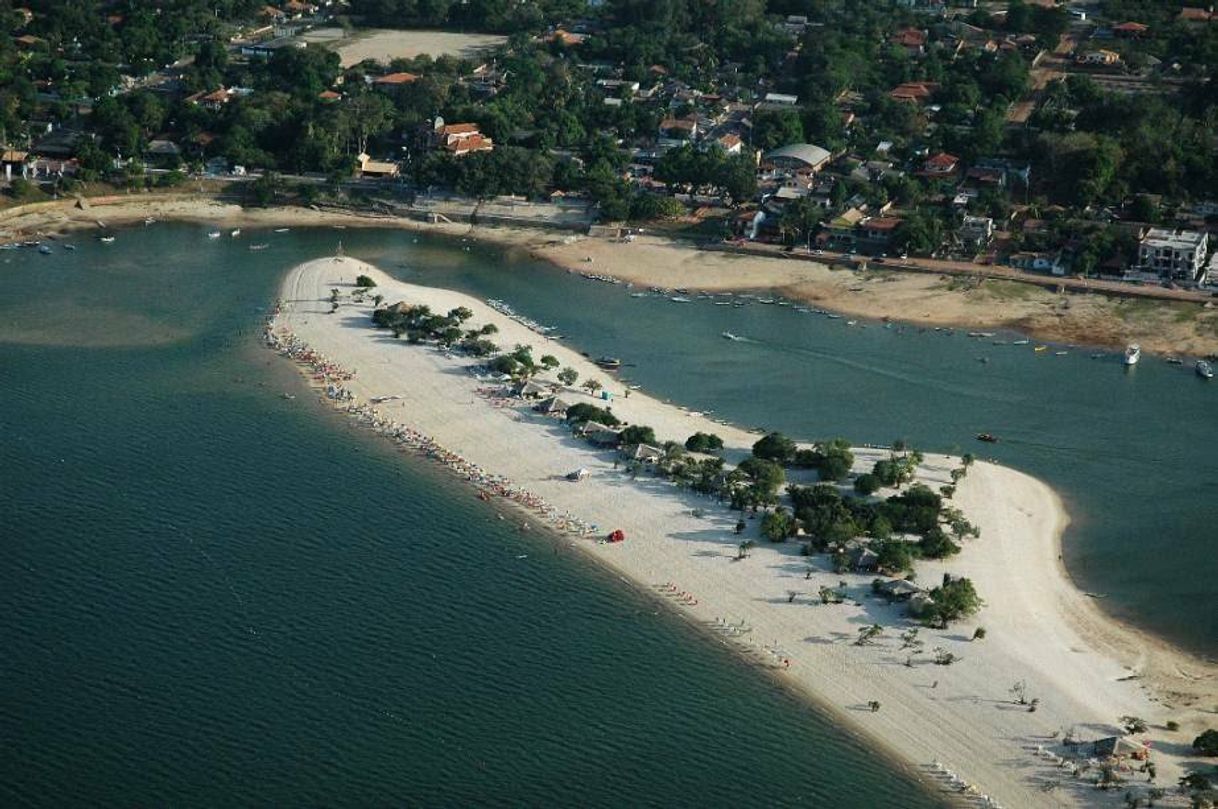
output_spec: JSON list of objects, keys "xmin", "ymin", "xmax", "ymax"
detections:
[
  {"xmin": 685, "ymin": 432, "xmax": 724, "ymax": 452},
  {"xmin": 619, "ymin": 425, "xmax": 657, "ymax": 445},
  {"xmin": 752, "ymin": 432, "xmax": 796, "ymax": 464},
  {"xmin": 923, "ymin": 576, "xmax": 983, "ymax": 627},
  {"xmin": 761, "ymin": 508, "xmax": 796, "ymax": 542},
  {"xmin": 557, "ymin": 367, "xmax": 579, "ymax": 387}
]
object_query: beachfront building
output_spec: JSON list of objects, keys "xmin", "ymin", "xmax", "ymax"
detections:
[
  {"xmin": 1138, "ymin": 228, "xmax": 1209, "ymax": 281},
  {"xmin": 762, "ymin": 143, "xmax": 831, "ymax": 174}
]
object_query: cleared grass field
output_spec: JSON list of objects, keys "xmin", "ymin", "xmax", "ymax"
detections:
[{"xmin": 302, "ymin": 27, "xmax": 507, "ymax": 67}]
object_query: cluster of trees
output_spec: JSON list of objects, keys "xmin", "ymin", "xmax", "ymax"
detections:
[
  {"xmin": 566, "ymin": 402, "xmax": 620, "ymax": 427},
  {"xmin": 684, "ymin": 431, "xmax": 724, "ymax": 452},
  {"xmin": 653, "ymin": 144, "xmax": 758, "ymax": 205},
  {"xmin": 371, "ymin": 301, "xmax": 503, "ymax": 354},
  {"xmin": 750, "ymin": 432, "xmax": 855, "ymax": 482}
]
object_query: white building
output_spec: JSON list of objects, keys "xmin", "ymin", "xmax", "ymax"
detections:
[{"xmin": 1138, "ymin": 228, "xmax": 1209, "ymax": 281}]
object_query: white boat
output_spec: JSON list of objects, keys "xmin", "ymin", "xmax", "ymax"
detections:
[
  {"xmin": 143, "ymin": 217, "xmax": 156, "ymax": 225},
  {"xmin": 1012, "ymin": 339, "xmax": 1030, "ymax": 346},
  {"xmin": 721, "ymin": 331, "xmax": 744, "ymax": 341},
  {"xmin": 63, "ymin": 244, "xmax": 76, "ymax": 251},
  {"xmin": 1124, "ymin": 344, "xmax": 1141, "ymax": 366},
  {"xmin": 99, "ymin": 236, "xmax": 115, "ymax": 244},
  {"xmin": 207, "ymin": 231, "xmax": 222, "ymax": 239},
  {"xmin": 273, "ymin": 228, "xmax": 290, "ymax": 233},
  {"xmin": 230, "ymin": 228, "xmax": 241, "ymax": 238},
  {"xmin": 1197, "ymin": 360, "xmax": 1214, "ymax": 379},
  {"xmin": 669, "ymin": 296, "xmax": 691, "ymax": 303},
  {"xmin": 249, "ymin": 243, "xmax": 269, "ymax": 251},
  {"xmin": 38, "ymin": 244, "xmax": 51, "ymax": 254}
]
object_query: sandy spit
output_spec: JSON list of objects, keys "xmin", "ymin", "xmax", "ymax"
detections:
[{"xmin": 270, "ymin": 255, "xmax": 1216, "ymax": 809}]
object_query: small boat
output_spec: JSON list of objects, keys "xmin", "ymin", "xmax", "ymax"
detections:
[
  {"xmin": 273, "ymin": 228, "xmax": 290, "ymax": 233},
  {"xmin": 714, "ymin": 301, "xmax": 732, "ymax": 306},
  {"xmin": 207, "ymin": 231, "xmax": 222, "ymax": 239},
  {"xmin": 37, "ymin": 244, "xmax": 51, "ymax": 255},
  {"xmin": 1034, "ymin": 345, "xmax": 1048, "ymax": 353},
  {"xmin": 630, "ymin": 292, "xmax": 648, "ymax": 298},
  {"xmin": 1055, "ymin": 351, "xmax": 1068, "ymax": 356},
  {"xmin": 669, "ymin": 296, "xmax": 691, "ymax": 303},
  {"xmin": 976, "ymin": 433, "xmax": 999, "ymax": 444},
  {"xmin": 1166, "ymin": 357, "xmax": 1184, "ymax": 365},
  {"xmin": 1124, "ymin": 344, "xmax": 1141, "ymax": 366},
  {"xmin": 721, "ymin": 331, "xmax": 744, "ymax": 341},
  {"xmin": 249, "ymin": 243, "xmax": 269, "ymax": 251},
  {"xmin": 826, "ymin": 314, "xmax": 842, "ymax": 320},
  {"xmin": 595, "ymin": 357, "xmax": 622, "ymax": 370},
  {"xmin": 99, "ymin": 236, "xmax": 115, "ymax": 244},
  {"xmin": 230, "ymin": 228, "xmax": 241, "ymax": 238},
  {"xmin": 1013, "ymin": 339, "xmax": 1030, "ymax": 346},
  {"xmin": 1197, "ymin": 360, "xmax": 1214, "ymax": 379},
  {"xmin": 845, "ymin": 320, "xmax": 857, "ymax": 326},
  {"xmin": 143, "ymin": 217, "xmax": 156, "ymax": 225},
  {"xmin": 967, "ymin": 331, "xmax": 996, "ymax": 338},
  {"xmin": 63, "ymin": 244, "xmax": 75, "ymax": 251}
]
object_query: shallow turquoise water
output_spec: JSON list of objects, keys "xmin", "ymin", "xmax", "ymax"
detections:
[{"xmin": 0, "ymin": 227, "xmax": 943, "ymax": 807}]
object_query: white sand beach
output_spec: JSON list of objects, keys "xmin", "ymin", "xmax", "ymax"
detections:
[{"xmin": 272, "ymin": 256, "xmax": 1216, "ymax": 808}]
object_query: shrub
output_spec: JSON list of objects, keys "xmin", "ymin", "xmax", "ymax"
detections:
[
  {"xmin": 1195, "ymin": 728, "xmax": 1218, "ymax": 756},
  {"xmin": 355, "ymin": 275, "xmax": 377, "ymax": 288}
]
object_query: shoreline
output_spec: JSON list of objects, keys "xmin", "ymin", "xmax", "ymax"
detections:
[
  {"xmin": 272, "ymin": 255, "xmax": 1217, "ymax": 809},
  {"xmin": 5, "ymin": 194, "xmax": 1218, "ymax": 356}
]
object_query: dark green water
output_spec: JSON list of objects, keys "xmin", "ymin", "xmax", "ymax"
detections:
[{"xmin": 0, "ymin": 226, "xmax": 944, "ymax": 807}]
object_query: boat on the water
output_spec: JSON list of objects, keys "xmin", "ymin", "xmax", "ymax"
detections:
[
  {"xmin": 595, "ymin": 357, "xmax": 622, "ymax": 370},
  {"xmin": 230, "ymin": 228, "xmax": 241, "ymax": 238},
  {"xmin": 1197, "ymin": 360, "xmax": 1214, "ymax": 379},
  {"xmin": 273, "ymin": 228, "xmax": 290, "ymax": 233},
  {"xmin": 249, "ymin": 243, "xmax": 270, "ymax": 251},
  {"xmin": 99, "ymin": 235, "xmax": 115, "ymax": 244},
  {"xmin": 721, "ymin": 331, "xmax": 744, "ymax": 341},
  {"xmin": 37, "ymin": 244, "xmax": 51, "ymax": 255},
  {"xmin": 1034, "ymin": 345, "xmax": 1048, "ymax": 353},
  {"xmin": 1124, "ymin": 344, "xmax": 1141, "ymax": 366},
  {"xmin": 1166, "ymin": 357, "xmax": 1184, "ymax": 365},
  {"xmin": 669, "ymin": 296, "xmax": 691, "ymax": 303},
  {"xmin": 976, "ymin": 433, "xmax": 999, "ymax": 443},
  {"xmin": 1012, "ymin": 339, "xmax": 1030, "ymax": 346},
  {"xmin": 207, "ymin": 230, "xmax": 222, "ymax": 239},
  {"xmin": 62, "ymin": 244, "xmax": 75, "ymax": 251}
]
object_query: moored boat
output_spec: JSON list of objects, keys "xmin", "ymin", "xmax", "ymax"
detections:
[
  {"xmin": 976, "ymin": 433, "xmax": 999, "ymax": 443},
  {"xmin": 207, "ymin": 230, "xmax": 222, "ymax": 239},
  {"xmin": 1197, "ymin": 360, "xmax": 1214, "ymax": 379},
  {"xmin": 1124, "ymin": 344, "xmax": 1141, "ymax": 366},
  {"xmin": 595, "ymin": 356, "xmax": 622, "ymax": 370}
]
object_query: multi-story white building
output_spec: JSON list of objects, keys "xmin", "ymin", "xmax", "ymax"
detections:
[{"xmin": 1138, "ymin": 228, "xmax": 1209, "ymax": 281}]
